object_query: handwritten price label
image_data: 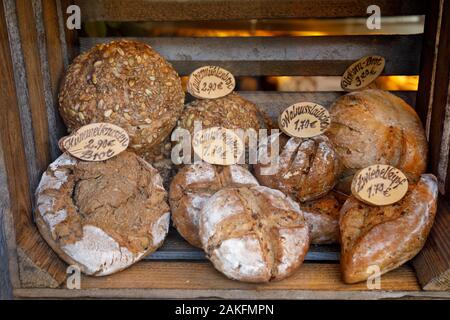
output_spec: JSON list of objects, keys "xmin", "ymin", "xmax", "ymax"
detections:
[
  {"xmin": 187, "ymin": 66, "xmax": 235, "ymax": 99},
  {"xmin": 192, "ymin": 127, "xmax": 244, "ymax": 165},
  {"xmin": 341, "ymin": 55, "xmax": 385, "ymax": 91},
  {"xmin": 278, "ymin": 102, "xmax": 330, "ymax": 138},
  {"xmin": 351, "ymin": 164, "xmax": 409, "ymax": 206},
  {"xmin": 59, "ymin": 123, "xmax": 129, "ymax": 162}
]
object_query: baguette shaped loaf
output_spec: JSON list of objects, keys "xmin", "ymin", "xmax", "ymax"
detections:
[
  {"xmin": 170, "ymin": 163, "xmax": 259, "ymax": 247},
  {"xmin": 199, "ymin": 186, "xmax": 310, "ymax": 282},
  {"xmin": 340, "ymin": 174, "xmax": 438, "ymax": 283}
]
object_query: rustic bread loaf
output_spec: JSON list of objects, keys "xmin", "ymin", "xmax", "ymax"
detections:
[
  {"xmin": 326, "ymin": 89, "xmax": 428, "ymax": 194},
  {"xmin": 58, "ymin": 40, "xmax": 185, "ymax": 156},
  {"xmin": 178, "ymin": 93, "xmax": 266, "ymax": 134},
  {"xmin": 140, "ymin": 135, "xmax": 175, "ymax": 190},
  {"xmin": 199, "ymin": 186, "xmax": 310, "ymax": 282},
  {"xmin": 34, "ymin": 151, "xmax": 170, "ymax": 276},
  {"xmin": 300, "ymin": 193, "xmax": 342, "ymax": 244},
  {"xmin": 254, "ymin": 133, "xmax": 341, "ymax": 202},
  {"xmin": 340, "ymin": 174, "xmax": 438, "ymax": 284},
  {"xmin": 169, "ymin": 163, "xmax": 259, "ymax": 247}
]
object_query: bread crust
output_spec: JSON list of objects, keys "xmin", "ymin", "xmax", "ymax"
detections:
[
  {"xmin": 326, "ymin": 89, "xmax": 427, "ymax": 194},
  {"xmin": 58, "ymin": 40, "xmax": 185, "ymax": 155},
  {"xmin": 34, "ymin": 151, "xmax": 170, "ymax": 276},
  {"xmin": 199, "ymin": 186, "xmax": 310, "ymax": 282},
  {"xmin": 340, "ymin": 174, "xmax": 438, "ymax": 284},
  {"xmin": 254, "ymin": 134, "xmax": 341, "ymax": 202},
  {"xmin": 178, "ymin": 93, "xmax": 266, "ymax": 134},
  {"xmin": 169, "ymin": 163, "xmax": 259, "ymax": 247},
  {"xmin": 300, "ymin": 193, "xmax": 342, "ymax": 244}
]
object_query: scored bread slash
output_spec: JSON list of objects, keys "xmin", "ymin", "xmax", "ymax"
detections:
[
  {"xmin": 278, "ymin": 102, "xmax": 330, "ymax": 138},
  {"xmin": 351, "ymin": 164, "xmax": 409, "ymax": 206},
  {"xmin": 192, "ymin": 127, "xmax": 244, "ymax": 165},
  {"xmin": 341, "ymin": 55, "xmax": 385, "ymax": 91},
  {"xmin": 58, "ymin": 123, "xmax": 130, "ymax": 162},
  {"xmin": 187, "ymin": 66, "xmax": 235, "ymax": 99}
]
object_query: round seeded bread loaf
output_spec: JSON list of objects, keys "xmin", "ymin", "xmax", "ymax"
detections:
[
  {"xmin": 340, "ymin": 174, "xmax": 437, "ymax": 284},
  {"xmin": 169, "ymin": 163, "xmax": 259, "ymax": 247},
  {"xmin": 34, "ymin": 151, "xmax": 170, "ymax": 276},
  {"xmin": 254, "ymin": 134, "xmax": 341, "ymax": 202},
  {"xmin": 326, "ymin": 89, "xmax": 428, "ymax": 194},
  {"xmin": 178, "ymin": 93, "xmax": 267, "ymax": 134},
  {"xmin": 199, "ymin": 186, "xmax": 310, "ymax": 282},
  {"xmin": 58, "ymin": 40, "xmax": 185, "ymax": 156}
]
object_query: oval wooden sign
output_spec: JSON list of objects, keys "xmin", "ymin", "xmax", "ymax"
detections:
[
  {"xmin": 351, "ymin": 164, "xmax": 409, "ymax": 206},
  {"xmin": 278, "ymin": 102, "xmax": 331, "ymax": 138},
  {"xmin": 341, "ymin": 55, "xmax": 385, "ymax": 91},
  {"xmin": 187, "ymin": 66, "xmax": 236, "ymax": 99},
  {"xmin": 192, "ymin": 127, "xmax": 244, "ymax": 165},
  {"xmin": 59, "ymin": 123, "xmax": 129, "ymax": 162}
]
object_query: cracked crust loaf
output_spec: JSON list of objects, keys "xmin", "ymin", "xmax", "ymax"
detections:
[
  {"xmin": 254, "ymin": 134, "xmax": 341, "ymax": 202},
  {"xmin": 58, "ymin": 40, "xmax": 185, "ymax": 156},
  {"xmin": 326, "ymin": 89, "xmax": 428, "ymax": 194},
  {"xmin": 169, "ymin": 163, "xmax": 259, "ymax": 248},
  {"xmin": 199, "ymin": 186, "xmax": 310, "ymax": 282},
  {"xmin": 34, "ymin": 151, "xmax": 170, "ymax": 276},
  {"xmin": 340, "ymin": 174, "xmax": 438, "ymax": 284}
]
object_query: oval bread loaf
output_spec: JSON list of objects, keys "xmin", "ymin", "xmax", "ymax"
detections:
[
  {"xmin": 58, "ymin": 40, "xmax": 185, "ymax": 156},
  {"xmin": 199, "ymin": 186, "xmax": 310, "ymax": 282},
  {"xmin": 326, "ymin": 89, "xmax": 427, "ymax": 194},
  {"xmin": 254, "ymin": 134, "xmax": 341, "ymax": 202},
  {"xmin": 169, "ymin": 163, "xmax": 259, "ymax": 247},
  {"xmin": 34, "ymin": 151, "xmax": 170, "ymax": 276},
  {"xmin": 340, "ymin": 174, "xmax": 438, "ymax": 284}
]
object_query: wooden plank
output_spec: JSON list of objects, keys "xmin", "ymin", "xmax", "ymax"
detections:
[
  {"xmin": 15, "ymin": 0, "xmax": 50, "ymax": 173},
  {"xmin": 80, "ymin": 262, "xmax": 421, "ymax": 292},
  {"xmin": 0, "ymin": 139, "xmax": 15, "ymax": 298},
  {"xmin": 13, "ymin": 287, "xmax": 450, "ymax": 300},
  {"xmin": 79, "ymin": 36, "xmax": 423, "ymax": 76},
  {"xmin": 146, "ymin": 229, "xmax": 340, "ymax": 261},
  {"xmin": 75, "ymin": 0, "xmax": 426, "ymax": 22},
  {"xmin": 40, "ymin": 0, "xmax": 69, "ymax": 159},
  {"xmin": 413, "ymin": 197, "xmax": 450, "ymax": 290},
  {"xmin": 0, "ymin": 0, "xmax": 67, "ymax": 288}
]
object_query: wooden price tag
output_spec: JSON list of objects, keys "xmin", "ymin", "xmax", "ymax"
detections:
[
  {"xmin": 341, "ymin": 55, "xmax": 385, "ymax": 91},
  {"xmin": 351, "ymin": 164, "xmax": 409, "ymax": 206},
  {"xmin": 187, "ymin": 66, "xmax": 236, "ymax": 99},
  {"xmin": 59, "ymin": 123, "xmax": 129, "ymax": 162},
  {"xmin": 192, "ymin": 127, "xmax": 244, "ymax": 165},
  {"xmin": 278, "ymin": 102, "xmax": 330, "ymax": 138}
]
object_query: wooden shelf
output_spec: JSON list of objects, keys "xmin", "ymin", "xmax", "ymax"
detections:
[{"xmin": 14, "ymin": 261, "xmax": 450, "ymax": 299}]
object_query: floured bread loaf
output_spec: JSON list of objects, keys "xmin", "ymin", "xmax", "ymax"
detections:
[
  {"xmin": 300, "ymin": 193, "xmax": 342, "ymax": 244},
  {"xmin": 58, "ymin": 40, "xmax": 185, "ymax": 155},
  {"xmin": 340, "ymin": 174, "xmax": 438, "ymax": 284},
  {"xmin": 199, "ymin": 186, "xmax": 310, "ymax": 282},
  {"xmin": 326, "ymin": 89, "xmax": 428, "ymax": 194},
  {"xmin": 34, "ymin": 151, "xmax": 170, "ymax": 276},
  {"xmin": 254, "ymin": 134, "xmax": 341, "ymax": 202},
  {"xmin": 169, "ymin": 163, "xmax": 259, "ymax": 247}
]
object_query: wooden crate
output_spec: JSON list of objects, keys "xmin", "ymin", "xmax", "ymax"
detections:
[{"xmin": 1, "ymin": 0, "xmax": 450, "ymax": 299}]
